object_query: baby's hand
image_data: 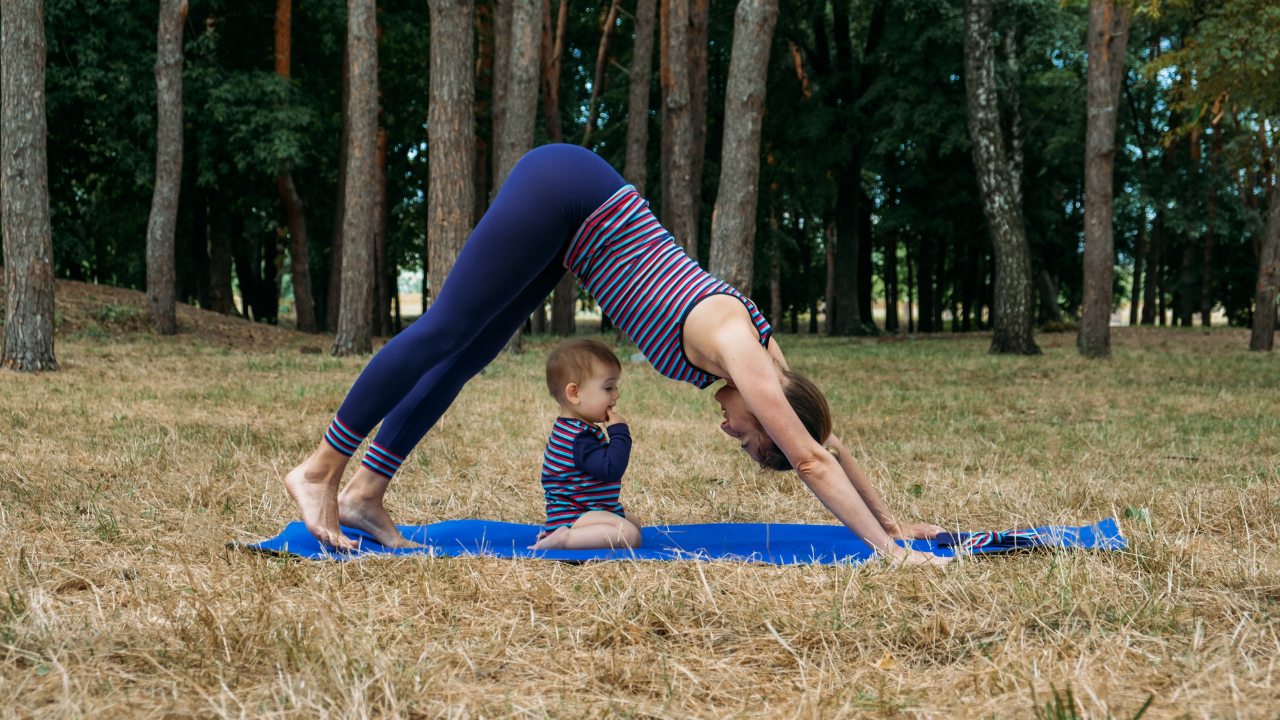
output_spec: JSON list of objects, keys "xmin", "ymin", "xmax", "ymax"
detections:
[{"xmin": 604, "ymin": 407, "xmax": 628, "ymax": 427}]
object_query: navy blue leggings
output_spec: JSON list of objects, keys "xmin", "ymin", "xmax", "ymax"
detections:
[{"xmin": 336, "ymin": 144, "xmax": 625, "ymax": 460}]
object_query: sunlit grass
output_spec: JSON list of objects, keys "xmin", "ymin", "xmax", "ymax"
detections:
[{"xmin": 0, "ymin": 326, "xmax": 1276, "ymax": 718}]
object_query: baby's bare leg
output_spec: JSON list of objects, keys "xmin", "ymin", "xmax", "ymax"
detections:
[{"xmin": 531, "ymin": 511, "xmax": 642, "ymax": 550}]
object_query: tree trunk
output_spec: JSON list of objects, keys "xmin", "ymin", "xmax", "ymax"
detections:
[
  {"xmin": 1178, "ymin": 237, "xmax": 1196, "ymax": 326},
  {"xmin": 1129, "ymin": 215, "xmax": 1143, "ymax": 325},
  {"xmin": 494, "ymin": 0, "xmax": 538, "ymax": 194},
  {"xmin": 273, "ymin": 0, "xmax": 317, "ymax": 333},
  {"xmin": 328, "ymin": 35, "xmax": 351, "ymax": 330},
  {"xmin": 917, "ymin": 233, "xmax": 933, "ymax": 333},
  {"xmin": 373, "ymin": 126, "xmax": 390, "ymax": 336},
  {"xmin": 492, "ymin": 0, "xmax": 511, "ymax": 202},
  {"xmin": 906, "ymin": 249, "xmax": 915, "ymax": 333},
  {"xmin": 934, "ymin": 231, "xmax": 946, "ymax": 330},
  {"xmin": 660, "ymin": 0, "xmax": 696, "ymax": 261},
  {"xmin": 1202, "ymin": 112, "xmax": 1223, "ymax": 328},
  {"xmin": 208, "ymin": 191, "xmax": 235, "ymax": 315},
  {"xmin": 427, "ymin": 0, "xmax": 477, "ymax": 305},
  {"xmin": 824, "ymin": 224, "xmax": 835, "ymax": 334},
  {"xmin": 1249, "ymin": 144, "xmax": 1279, "ymax": 351},
  {"xmin": 582, "ymin": 0, "xmax": 621, "ymax": 145},
  {"xmin": 1, "ymin": 0, "xmax": 58, "ymax": 372},
  {"xmin": 144, "ymin": 0, "xmax": 187, "ymax": 336},
  {"xmin": 832, "ymin": 166, "xmax": 862, "ymax": 334},
  {"xmin": 1141, "ymin": 213, "xmax": 1161, "ymax": 324},
  {"xmin": 187, "ymin": 184, "xmax": 210, "ymax": 309},
  {"xmin": 962, "ymin": 0, "xmax": 1039, "ymax": 355},
  {"xmin": 707, "ymin": 0, "xmax": 778, "ymax": 296},
  {"xmin": 885, "ymin": 232, "xmax": 899, "ymax": 331},
  {"xmin": 540, "ymin": 0, "xmax": 568, "ymax": 143},
  {"xmin": 475, "ymin": 2, "xmax": 493, "ymax": 224},
  {"xmin": 859, "ymin": 188, "xmax": 874, "ymax": 326},
  {"xmin": 551, "ymin": 274, "xmax": 577, "ymax": 335},
  {"xmin": 331, "ymin": 0, "xmax": 378, "ymax": 356},
  {"xmin": 623, "ymin": 0, "xmax": 656, "ymax": 194},
  {"xmin": 770, "ymin": 216, "xmax": 783, "ymax": 327},
  {"xmin": 1038, "ymin": 270, "xmax": 1063, "ymax": 323},
  {"xmin": 686, "ymin": 0, "xmax": 709, "ymax": 259},
  {"xmin": 1078, "ymin": 0, "xmax": 1129, "ymax": 357}
]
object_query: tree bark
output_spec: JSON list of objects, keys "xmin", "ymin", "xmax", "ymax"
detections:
[
  {"xmin": 187, "ymin": 184, "xmax": 210, "ymax": 309},
  {"xmin": 824, "ymin": 224, "xmax": 835, "ymax": 334},
  {"xmin": 770, "ymin": 215, "xmax": 782, "ymax": 326},
  {"xmin": 492, "ymin": 0, "xmax": 511, "ymax": 202},
  {"xmin": 373, "ymin": 126, "xmax": 390, "ymax": 336},
  {"xmin": 1, "ymin": 0, "xmax": 58, "ymax": 372},
  {"xmin": 1141, "ymin": 213, "xmax": 1161, "ymax": 324},
  {"xmin": 962, "ymin": 0, "xmax": 1039, "ymax": 355},
  {"xmin": 884, "ymin": 232, "xmax": 899, "ymax": 331},
  {"xmin": 1078, "ymin": 0, "xmax": 1129, "ymax": 357},
  {"xmin": 1129, "ymin": 212, "xmax": 1143, "ymax": 325},
  {"xmin": 859, "ymin": 188, "xmax": 874, "ymax": 326},
  {"xmin": 144, "ymin": 0, "xmax": 187, "ymax": 336},
  {"xmin": 686, "ymin": 0, "xmax": 709, "ymax": 256},
  {"xmin": 660, "ymin": 0, "xmax": 696, "ymax": 261},
  {"xmin": 494, "ymin": 0, "xmax": 539, "ymax": 194},
  {"xmin": 1038, "ymin": 270, "xmax": 1063, "ymax": 323},
  {"xmin": 582, "ymin": 0, "xmax": 621, "ymax": 145},
  {"xmin": 331, "ymin": 0, "xmax": 378, "ymax": 356},
  {"xmin": 273, "ymin": 0, "xmax": 317, "ymax": 333},
  {"xmin": 707, "ymin": 0, "xmax": 778, "ymax": 296},
  {"xmin": 1249, "ymin": 143, "xmax": 1279, "ymax": 351},
  {"xmin": 1202, "ymin": 110, "xmax": 1223, "ymax": 328},
  {"xmin": 208, "ymin": 190, "xmax": 235, "ymax": 315},
  {"xmin": 551, "ymin": 274, "xmax": 577, "ymax": 335},
  {"xmin": 328, "ymin": 35, "xmax": 351, "ymax": 331},
  {"xmin": 541, "ymin": 0, "xmax": 568, "ymax": 143},
  {"xmin": 475, "ymin": 1, "xmax": 493, "ymax": 224},
  {"xmin": 623, "ymin": 0, "xmax": 656, "ymax": 194},
  {"xmin": 1178, "ymin": 236, "xmax": 1196, "ymax": 326},
  {"xmin": 426, "ymin": 0, "xmax": 477, "ymax": 305}
]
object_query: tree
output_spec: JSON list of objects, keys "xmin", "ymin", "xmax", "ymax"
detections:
[
  {"xmin": 582, "ymin": 0, "xmax": 621, "ymax": 145},
  {"xmin": 1079, "ymin": 0, "xmax": 1130, "ymax": 358},
  {"xmin": 332, "ymin": 0, "xmax": 378, "ymax": 356},
  {"xmin": 708, "ymin": 0, "xmax": 779, "ymax": 295},
  {"xmin": 1, "ymin": 0, "xmax": 58, "ymax": 372},
  {"xmin": 426, "ymin": 0, "xmax": 476, "ymax": 307},
  {"xmin": 329, "ymin": 35, "xmax": 351, "ymax": 332},
  {"xmin": 144, "ymin": 0, "xmax": 187, "ymax": 336},
  {"xmin": 274, "ymin": 0, "xmax": 317, "ymax": 333},
  {"xmin": 623, "ymin": 0, "xmax": 657, "ymax": 194},
  {"xmin": 963, "ymin": 0, "xmax": 1039, "ymax": 355},
  {"xmin": 660, "ymin": 0, "xmax": 696, "ymax": 261},
  {"xmin": 494, "ymin": 0, "xmax": 539, "ymax": 193},
  {"xmin": 541, "ymin": 0, "xmax": 568, "ymax": 143}
]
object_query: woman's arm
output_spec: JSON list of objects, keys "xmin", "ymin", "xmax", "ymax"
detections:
[{"xmin": 824, "ymin": 434, "xmax": 941, "ymax": 540}]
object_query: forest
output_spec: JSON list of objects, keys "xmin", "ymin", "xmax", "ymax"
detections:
[{"xmin": 1, "ymin": 0, "xmax": 1278, "ymax": 366}]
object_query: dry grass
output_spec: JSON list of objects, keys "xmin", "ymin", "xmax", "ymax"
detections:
[{"xmin": 2, "ymin": 293, "xmax": 1278, "ymax": 718}]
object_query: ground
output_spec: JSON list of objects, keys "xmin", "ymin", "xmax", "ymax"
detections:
[{"xmin": 1, "ymin": 282, "xmax": 1277, "ymax": 718}]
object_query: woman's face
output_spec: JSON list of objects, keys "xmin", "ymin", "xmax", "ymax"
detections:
[{"xmin": 714, "ymin": 385, "xmax": 769, "ymax": 463}]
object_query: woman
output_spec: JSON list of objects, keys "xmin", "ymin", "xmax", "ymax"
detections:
[{"xmin": 286, "ymin": 144, "xmax": 948, "ymax": 566}]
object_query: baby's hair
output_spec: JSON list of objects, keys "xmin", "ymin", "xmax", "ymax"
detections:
[
  {"xmin": 546, "ymin": 338, "xmax": 623, "ymax": 403},
  {"xmin": 760, "ymin": 370, "xmax": 833, "ymax": 472}
]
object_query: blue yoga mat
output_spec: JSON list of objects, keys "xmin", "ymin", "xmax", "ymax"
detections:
[{"xmin": 237, "ymin": 517, "xmax": 1126, "ymax": 565}]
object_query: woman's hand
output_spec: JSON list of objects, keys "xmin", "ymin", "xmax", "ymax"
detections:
[
  {"xmin": 886, "ymin": 546, "xmax": 952, "ymax": 568},
  {"xmin": 887, "ymin": 523, "xmax": 945, "ymax": 541}
]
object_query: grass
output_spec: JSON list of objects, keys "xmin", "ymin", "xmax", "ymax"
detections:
[{"xmin": 1, "ymin": 323, "xmax": 1277, "ymax": 718}]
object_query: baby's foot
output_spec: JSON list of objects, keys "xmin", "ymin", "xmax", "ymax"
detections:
[
  {"xmin": 337, "ymin": 492, "xmax": 421, "ymax": 549},
  {"xmin": 284, "ymin": 454, "xmax": 357, "ymax": 550},
  {"xmin": 530, "ymin": 527, "xmax": 570, "ymax": 550}
]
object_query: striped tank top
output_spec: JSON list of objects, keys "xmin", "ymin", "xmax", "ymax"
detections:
[
  {"xmin": 541, "ymin": 418, "xmax": 624, "ymax": 530},
  {"xmin": 565, "ymin": 185, "xmax": 772, "ymax": 389}
]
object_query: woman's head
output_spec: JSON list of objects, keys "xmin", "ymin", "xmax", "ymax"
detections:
[{"xmin": 713, "ymin": 370, "xmax": 832, "ymax": 471}]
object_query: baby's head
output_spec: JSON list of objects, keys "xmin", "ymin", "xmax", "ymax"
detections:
[{"xmin": 546, "ymin": 338, "xmax": 623, "ymax": 423}]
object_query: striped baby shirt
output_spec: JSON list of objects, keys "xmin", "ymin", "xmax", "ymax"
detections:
[
  {"xmin": 565, "ymin": 184, "xmax": 772, "ymax": 389},
  {"xmin": 541, "ymin": 417, "xmax": 631, "ymax": 531}
]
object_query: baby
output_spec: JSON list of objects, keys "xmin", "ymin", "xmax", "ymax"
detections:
[{"xmin": 530, "ymin": 338, "xmax": 642, "ymax": 550}]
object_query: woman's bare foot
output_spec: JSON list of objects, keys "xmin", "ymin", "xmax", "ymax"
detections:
[
  {"xmin": 284, "ymin": 445, "xmax": 358, "ymax": 550},
  {"xmin": 530, "ymin": 527, "xmax": 570, "ymax": 550},
  {"xmin": 337, "ymin": 467, "xmax": 421, "ymax": 549}
]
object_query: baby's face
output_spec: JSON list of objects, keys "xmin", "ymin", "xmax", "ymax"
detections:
[{"xmin": 569, "ymin": 364, "xmax": 621, "ymax": 423}]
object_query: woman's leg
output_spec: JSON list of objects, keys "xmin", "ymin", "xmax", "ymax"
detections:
[
  {"xmin": 286, "ymin": 144, "xmax": 625, "ymax": 548},
  {"xmin": 336, "ymin": 257, "xmax": 570, "ymax": 546}
]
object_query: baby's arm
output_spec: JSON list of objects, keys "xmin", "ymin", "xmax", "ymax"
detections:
[{"xmin": 573, "ymin": 424, "xmax": 632, "ymax": 484}]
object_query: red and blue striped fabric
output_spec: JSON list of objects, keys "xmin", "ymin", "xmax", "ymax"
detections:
[
  {"xmin": 324, "ymin": 417, "xmax": 364, "ymax": 456},
  {"xmin": 361, "ymin": 441, "xmax": 405, "ymax": 479},
  {"xmin": 565, "ymin": 185, "xmax": 772, "ymax": 389},
  {"xmin": 541, "ymin": 418, "xmax": 624, "ymax": 531}
]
